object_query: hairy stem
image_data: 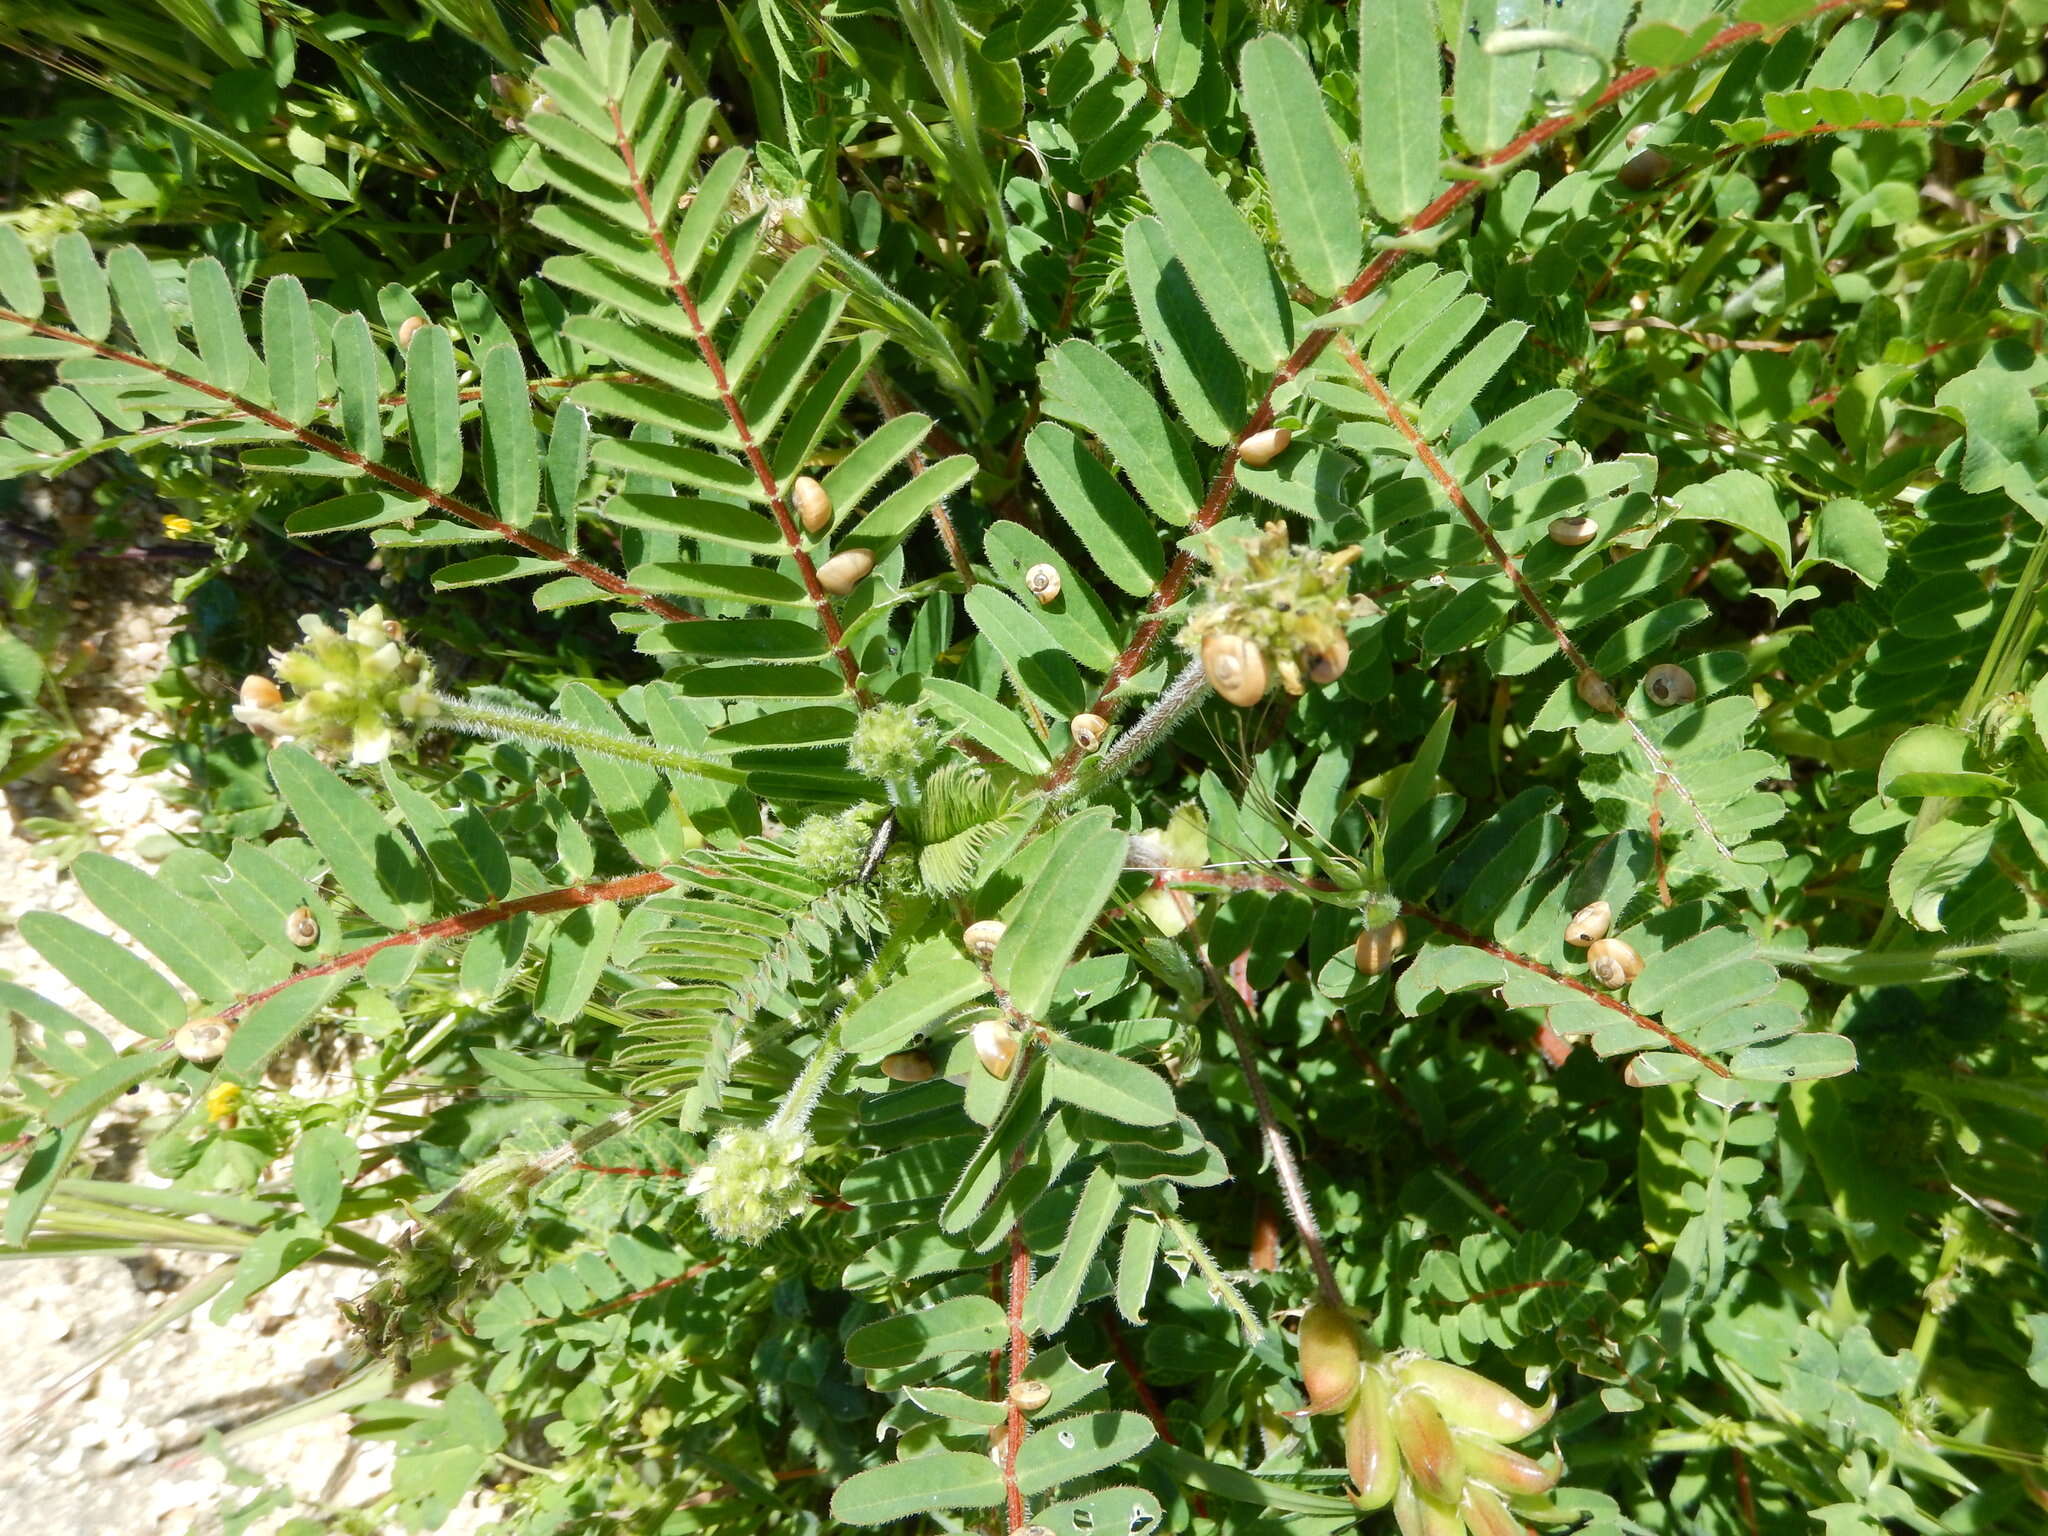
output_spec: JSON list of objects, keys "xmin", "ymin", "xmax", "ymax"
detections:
[{"xmin": 430, "ymin": 692, "xmax": 747, "ymax": 782}]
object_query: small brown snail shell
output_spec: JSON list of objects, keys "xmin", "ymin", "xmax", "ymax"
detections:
[
  {"xmin": 1618, "ymin": 147, "xmax": 1672, "ymax": 192},
  {"xmin": 1070, "ymin": 712, "xmax": 1109, "ymax": 751},
  {"xmin": 1025, "ymin": 563, "xmax": 1062, "ymax": 605},
  {"xmin": 1575, "ymin": 672, "xmax": 1618, "ymax": 714},
  {"xmin": 174, "ymin": 1017, "xmax": 233, "ymax": 1063},
  {"xmin": 971, "ymin": 1018, "xmax": 1019, "ymax": 1080},
  {"xmin": 1202, "ymin": 632, "xmax": 1269, "ymax": 708},
  {"xmin": 1237, "ymin": 426, "xmax": 1293, "ymax": 468},
  {"xmin": 1302, "ymin": 635, "xmax": 1350, "ymax": 686},
  {"xmin": 239, "ymin": 674, "xmax": 283, "ymax": 710},
  {"xmin": 1548, "ymin": 515, "xmax": 1598, "ymax": 547},
  {"xmin": 1564, "ymin": 901, "xmax": 1612, "ymax": 947},
  {"xmin": 879, "ymin": 1050, "xmax": 935, "ymax": 1083},
  {"xmin": 1355, "ymin": 919, "xmax": 1406, "ymax": 975},
  {"xmin": 395, "ymin": 315, "xmax": 429, "ymax": 349},
  {"xmin": 285, "ymin": 906, "xmax": 319, "ymax": 948},
  {"xmin": 791, "ymin": 475, "xmax": 833, "ymax": 536},
  {"xmin": 1587, "ymin": 937, "xmax": 1643, "ymax": 989},
  {"xmin": 963, "ymin": 919, "xmax": 1006, "ymax": 960},
  {"xmin": 1644, "ymin": 663, "xmax": 1696, "ymax": 707},
  {"xmin": 816, "ymin": 548, "xmax": 874, "ymax": 595},
  {"xmin": 1008, "ymin": 1378, "xmax": 1052, "ymax": 1413}
]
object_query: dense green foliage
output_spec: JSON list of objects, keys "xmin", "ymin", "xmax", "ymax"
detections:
[{"xmin": 4, "ymin": 1, "xmax": 2048, "ymax": 1533}]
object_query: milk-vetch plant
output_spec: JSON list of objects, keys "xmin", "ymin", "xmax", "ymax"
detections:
[{"xmin": 3, "ymin": 1, "xmax": 2048, "ymax": 1533}]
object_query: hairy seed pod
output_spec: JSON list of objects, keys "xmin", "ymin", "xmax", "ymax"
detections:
[
  {"xmin": 1458, "ymin": 1483, "xmax": 1531, "ymax": 1536},
  {"xmin": 174, "ymin": 1016, "xmax": 233, "ymax": 1064},
  {"xmin": 879, "ymin": 1051, "xmax": 935, "ymax": 1084},
  {"xmin": 963, "ymin": 919, "xmax": 1006, "ymax": 960},
  {"xmin": 1587, "ymin": 937, "xmax": 1644, "ymax": 990},
  {"xmin": 240, "ymin": 673, "xmax": 284, "ymax": 710},
  {"xmin": 1345, "ymin": 1366, "xmax": 1401, "ymax": 1510},
  {"xmin": 1548, "ymin": 515, "xmax": 1598, "ymax": 547},
  {"xmin": 1396, "ymin": 1358, "xmax": 1555, "ymax": 1443},
  {"xmin": 1456, "ymin": 1433, "xmax": 1560, "ymax": 1498},
  {"xmin": 1070, "ymin": 712, "xmax": 1109, "ymax": 752},
  {"xmin": 791, "ymin": 475, "xmax": 833, "ymax": 536},
  {"xmin": 1298, "ymin": 1303, "xmax": 1363, "ymax": 1415},
  {"xmin": 1392, "ymin": 1388, "xmax": 1464, "ymax": 1505},
  {"xmin": 396, "ymin": 315, "xmax": 429, "ymax": 349},
  {"xmin": 1563, "ymin": 901, "xmax": 1611, "ymax": 947},
  {"xmin": 816, "ymin": 548, "xmax": 875, "ymax": 595},
  {"xmin": 1238, "ymin": 426, "xmax": 1293, "ymax": 468},
  {"xmin": 1025, "ymin": 563, "xmax": 1062, "ymax": 605},
  {"xmin": 1355, "ymin": 920, "xmax": 1406, "ymax": 976},
  {"xmin": 1009, "ymin": 1378, "xmax": 1053, "ymax": 1413},
  {"xmin": 971, "ymin": 1018, "xmax": 1019, "ymax": 1080},
  {"xmin": 1302, "ymin": 635, "xmax": 1351, "ymax": 686},
  {"xmin": 1392, "ymin": 1480, "xmax": 1465, "ymax": 1536},
  {"xmin": 1575, "ymin": 672, "xmax": 1617, "ymax": 714},
  {"xmin": 1202, "ymin": 632, "xmax": 1269, "ymax": 708},
  {"xmin": 1618, "ymin": 147, "xmax": 1673, "ymax": 191},
  {"xmin": 1644, "ymin": 662, "xmax": 1696, "ymax": 707},
  {"xmin": 285, "ymin": 906, "xmax": 319, "ymax": 948}
]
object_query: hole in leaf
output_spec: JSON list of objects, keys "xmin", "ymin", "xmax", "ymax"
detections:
[{"xmin": 1057, "ymin": 1429, "xmax": 1076, "ymax": 1448}]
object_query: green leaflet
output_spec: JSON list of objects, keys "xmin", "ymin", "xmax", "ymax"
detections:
[
  {"xmin": 50, "ymin": 233, "xmax": 110, "ymax": 341},
  {"xmin": 1116, "ymin": 1214, "xmax": 1160, "ymax": 1323},
  {"xmin": 72, "ymin": 851, "xmax": 249, "ymax": 1005},
  {"xmin": 1024, "ymin": 422, "xmax": 1165, "ymax": 596},
  {"xmin": 1041, "ymin": 341, "xmax": 1203, "ymax": 527},
  {"xmin": 1137, "ymin": 145, "xmax": 1294, "ymax": 372},
  {"xmin": 535, "ymin": 902, "xmax": 624, "ymax": 1024},
  {"xmin": 1044, "ymin": 1037, "xmax": 1177, "ymax": 1127},
  {"xmin": 402, "ymin": 321, "xmax": 462, "ymax": 494},
  {"xmin": 838, "ymin": 940, "xmax": 991, "ymax": 1059},
  {"xmin": 922, "ymin": 677, "xmax": 1052, "ymax": 774},
  {"xmin": 16, "ymin": 911, "xmax": 184, "ymax": 1039},
  {"xmin": 1239, "ymin": 35, "xmax": 1362, "ymax": 297},
  {"xmin": 1015, "ymin": 1411, "xmax": 1157, "ymax": 1496},
  {"xmin": 1022, "ymin": 1165, "xmax": 1121, "ymax": 1336},
  {"xmin": 1453, "ymin": 0, "xmax": 1543, "ymax": 155},
  {"xmin": 1122, "ymin": 216, "xmax": 1253, "ymax": 448},
  {"xmin": 844, "ymin": 1294, "xmax": 1008, "ymax": 1369},
  {"xmin": 268, "ymin": 745, "xmax": 434, "ymax": 930},
  {"xmin": 479, "ymin": 343, "xmax": 539, "ymax": 526},
  {"xmin": 828, "ymin": 1452, "xmax": 1004, "ymax": 1525},
  {"xmin": 261, "ymin": 274, "xmax": 318, "ymax": 427},
  {"xmin": 992, "ymin": 809, "xmax": 1130, "ymax": 1020}
]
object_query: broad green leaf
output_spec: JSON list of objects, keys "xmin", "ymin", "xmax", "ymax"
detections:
[
  {"xmin": 984, "ymin": 523, "xmax": 1121, "ymax": 671},
  {"xmin": 1454, "ymin": 0, "xmax": 1543, "ymax": 155},
  {"xmin": 73, "ymin": 852, "xmax": 248, "ymax": 1005},
  {"xmin": 846, "ymin": 1295, "xmax": 1009, "ymax": 1370},
  {"xmin": 1240, "ymin": 36, "xmax": 1362, "ymax": 297},
  {"xmin": 846, "ymin": 454, "xmax": 977, "ymax": 554},
  {"xmin": 629, "ymin": 561, "xmax": 809, "ymax": 606},
  {"xmin": 106, "ymin": 245, "xmax": 174, "ymax": 362},
  {"xmin": 294, "ymin": 1125, "xmax": 363, "ymax": 1229},
  {"xmin": 1045, "ymin": 1038, "xmax": 1177, "ymax": 1126},
  {"xmin": 17, "ymin": 911, "xmax": 184, "ymax": 1038},
  {"xmin": 0, "ymin": 224, "xmax": 43, "ymax": 318},
  {"xmin": 840, "ymin": 941, "xmax": 992, "ymax": 1057},
  {"xmin": 1015, "ymin": 1411, "xmax": 1157, "ymax": 1495},
  {"xmin": 1672, "ymin": 469, "xmax": 1793, "ymax": 576},
  {"xmin": 1035, "ymin": 1487, "xmax": 1165, "ymax": 1536},
  {"xmin": 535, "ymin": 901, "xmax": 624, "ymax": 1024},
  {"xmin": 993, "ymin": 809, "xmax": 1129, "ymax": 1018},
  {"xmin": 965, "ymin": 587, "xmax": 1091, "ymax": 719},
  {"xmin": 403, "ymin": 322, "xmax": 462, "ymax": 494},
  {"xmin": 820, "ymin": 412, "xmax": 931, "ymax": 517},
  {"xmin": 1888, "ymin": 815, "xmax": 1997, "ymax": 932},
  {"xmin": 1360, "ymin": 0, "xmax": 1442, "ymax": 222},
  {"xmin": 51, "ymin": 233, "xmax": 110, "ymax": 341},
  {"xmin": 269, "ymin": 744, "xmax": 433, "ymax": 929},
  {"xmin": 1803, "ymin": 497, "xmax": 1888, "ymax": 585},
  {"xmin": 187, "ymin": 256, "xmax": 256, "ymax": 394},
  {"xmin": 1878, "ymin": 725, "xmax": 2007, "ymax": 800},
  {"xmin": 332, "ymin": 312, "xmax": 384, "ymax": 459},
  {"xmin": 261, "ymin": 275, "xmax": 318, "ymax": 426},
  {"xmin": 1730, "ymin": 1033, "xmax": 1858, "ymax": 1082},
  {"xmin": 480, "ymin": 344, "xmax": 539, "ymax": 526},
  {"xmin": 829, "ymin": 1453, "xmax": 1004, "ymax": 1525},
  {"xmin": 595, "ymin": 435, "xmax": 760, "ymax": 501},
  {"xmin": 1042, "ymin": 340, "xmax": 1203, "ymax": 526},
  {"xmin": 1124, "ymin": 216, "xmax": 1252, "ymax": 448},
  {"xmin": 1137, "ymin": 145, "xmax": 1293, "ymax": 371},
  {"xmin": 1023, "ymin": 1166, "xmax": 1121, "ymax": 1335},
  {"xmin": 1025, "ymin": 423, "xmax": 1164, "ymax": 596}
]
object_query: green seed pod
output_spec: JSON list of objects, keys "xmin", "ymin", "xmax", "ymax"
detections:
[
  {"xmin": 1391, "ymin": 1388, "xmax": 1463, "ymax": 1505},
  {"xmin": 1297, "ymin": 1302, "xmax": 1363, "ymax": 1414},
  {"xmin": 1345, "ymin": 1365, "xmax": 1400, "ymax": 1510},
  {"xmin": 1392, "ymin": 1477, "xmax": 1465, "ymax": 1536},
  {"xmin": 1459, "ymin": 1481, "xmax": 1532, "ymax": 1536},
  {"xmin": 1396, "ymin": 1358, "xmax": 1555, "ymax": 1443}
]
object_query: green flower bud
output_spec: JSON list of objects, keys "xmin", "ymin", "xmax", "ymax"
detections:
[
  {"xmin": 686, "ymin": 1124, "xmax": 811, "ymax": 1245},
  {"xmin": 1345, "ymin": 1364, "xmax": 1400, "ymax": 1510},
  {"xmin": 1297, "ymin": 1303, "xmax": 1362, "ymax": 1415},
  {"xmin": 235, "ymin": 605, "xmax": 438, "ymax": 766},
  {"xmin": 1392, "ymin": 1388, "xmax": 1463, "ymax": 1506},
  {"xmin": 1396, "ymin": 1356, "xmax": 1555, "ymax": 1443},
  {"xmin": 848, "ymin": 703, "xmax": 942, "ymax": 781}
]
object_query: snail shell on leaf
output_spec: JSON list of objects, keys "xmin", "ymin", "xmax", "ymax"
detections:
[
  {"xmin": 1618, "ymin": 147, "xmax": 1673, "ymax": 191},
  {"xmin": 791, "ymin": 475, "xmax": 833, "ymax": 536},
  {"xmin": 1302, "ymin": 634, "xmax": 1350, "ymax": 686},
  {"xmin": 395, "ymin": 315, "xmax": 429, "ymax": 349},
  {"xmin": 1355, "ymin": 919, "xmax": 1406, "ymax": 975},
  {"xmin": 962, "ymin": 919, "xmax": 1006, "ymax": 959},
  {"xmin": 1644, "ymin": 662, "xmax": 1696, "ymax": 706},
  {"xmin": 174, "ymin": 1017, "xmax": 234, "ymax": 1063},
  {"xmin": 1564, "ymin": 901, "xmax": 1611, "ymax": 947},
  {"xmin": 285, "ymin": 906, "xmax": 319, "ymax": 948},
  {"xmin": 1237, "ymin": 426, "xmax": 1293, "ymax": 468},
  {"xmin": 1070, "ymin": 712, "xmax": 1109, "ymax": 751},
  {"xmin": 1008, "ymin": 1378, "xmax": 1052, "ymax": 1412},
  {"xmin": 1025, "ymin": 563, "xmax": 1062, "ymax": 605},
  {"xmin": 815, "ymin": 548, "xmax": 874, "ymax": 595},
  {"xmin": 1587, "ymin": 937, "xmax": 1644, "ymax": 989},
  {"xmin": 879, "ymin": 1051, "xmax": 935, "ymax": 1083},
  {"xmin": 1575, "ymin": 672, "xmax": 1618, "ymax": 714},
  {"xmin": 971, "ymin": 1018, "xmax": 1019, "ymax": 1080},
  {"xmin": 1548, "ymin": 515, "xmax": 1598, "ymax": 547},
  {"xmin": 1202, "ymin": 632, "xmax": 1269, "ymax": 707}
]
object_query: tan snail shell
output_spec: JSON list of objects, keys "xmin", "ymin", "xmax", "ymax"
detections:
[
  {"xmin": 1644, "ymin": 663, "xmax": 1696, "ymax": 706},
  {"xmin": 239, "ymin": 674, "xmax": 283, "ymax": 710},
  {"xmin": 1587, "ymin": 937, "xmax": 1644, "ymax": 989},
  {"xmin": 879, "ymin": 1050, "xmax": 936, "ymax": 1083},
  {"xmin": 816, "ymin": 548, "xmax": 874, "ymax": 595},
  {"xmin": 1302, "ymin": 635, "xmax": 1350, "ymax": 686},
  {"xmin": 1202, "ymin": 632, "xmax": 1269, "ymax": 708},
  {"xmin": 791, "ymin": 475, "xmax": 833, "ymax": 536},
  {"xmin": 173, "ymin": 1017, "xmax": 233, "ymax": 1063},
  {"xmin": 285, "ymin": 906, "xmax": 319, "ymax": 948},
  {"xmin": 1025, "ymin": 563, "xmax": 1062, "ymax": 605},
  {"xmin": 395, "ymin": 315, "xmax": 429, "ymax": 349},
  {"xmin": 1070, "ymin": 712, "xmax": 1109, "ymax": 752},
  {"xmin": 1548, "ymin": 515, "xmax": 1598, "ymax": 547},
  {"xmin": 1575, "ymin": 672, "xmax": 1618, "ymax": 714},
  {"xmin": 1355, "ymin": 919, "xmax": 1406, "ymax": 976},
  {"xmin": 1237, "ymin": 426, "xmax": 1293, "ymax": 468},
  {"xmin": 1008, "ymin": 1378, "xmax": 1052, "ymax": 1413},
  {"xmin": 1618, "ymin": 147, "xmax": 1673, "ymax": 192},
  {"xmin": 963, "ymin": 919, "xmax": 1006, "ymax": 960},
  {"xmin": 1564, "ymin": 901, "xmax": 1612, "ymax": 946},
  {"xmin": 971, "ymin": 1018, "xmax": 1019, "ymax": 1080}
]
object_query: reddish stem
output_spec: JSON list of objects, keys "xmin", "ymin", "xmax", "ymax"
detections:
[{"xmin": 1002, "ymin": 1222, "xmax": 1032, "ymax": 1531}]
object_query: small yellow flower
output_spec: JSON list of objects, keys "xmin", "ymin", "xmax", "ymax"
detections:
[
  {"xmin": 161, "ymin": 514, "xmax": 196, "ymax": 537},
  {"xmin": 204, "ymin": 1082, "xmax": 243, "ymax": 1123}
]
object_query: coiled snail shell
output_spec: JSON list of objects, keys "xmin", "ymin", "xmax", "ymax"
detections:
[
  {"xmin": 1202, "ymin": 632, "xmax": 1269, "ymax": 708},
  {"xmin": 879, "ymin": 1050, "xmax": 935, "ymax": 1083},
  {"xmin": 1564, "ymin": 901, "xmax": 1612, "ymax": 947},
  {"xmin": 1238, "ymin": 426, "xmax": 1293, "ymax": 468},
  {"xmin": 174, "ymin": 1017, "xmax": 233, "ymax": 1063},
  {"xmin": 1618, "ymin": 147, "xmax": 1673, "ymax": 191},
  {"xmin": 971, "ymin": 1018, "xmax": 1019, "ymax": 1080},
  {"xmin": 1008, "ymin": 1378, "xmax": 1052, "ymax": 1412},
  {"xmin": 395, "ymin": 315, "xmax": 429, "ymax": 349},
  {"xmin": 1355, "ymin": 919, "xmax": 1406, "ymax": 975},
  {"xmin": 1644, "ymin": 663, "xmax": 1696, "ymax": 706},
  {"xmin": 1575, "ymin": 672, "xmax": 1618, "ymax": 714},
  {"xmin": 963, "ymin": 919, "xmax": 1006, "ymax": 960},
  {"xmin": 1548, "ymin": 515, "xmax": 1598, "ymax": 547},
  {"xmin": 791, "ymin": 475, "xmax": 833, "ymax": 536},
  {"xmin": 1587, "ymin": 937, "xmax": 1644, "ymax": 989},
  {"xmin": 239, "ymin": 674, "xmax": 283, "ymax": 710},
  {"xmin": 1301, "ymin": 635, "xmax": 1351, "ymax": 686},
  {"xmin": 816, "ymin": 548, "xmax": 874, "ymax": 595},
  {"xmin": 1070, "ymin": 712, "xmax": 1109, "ymax": 751},
  {"xmin": 285, "ymin": 906, "xmax": 319, "ymax": 948},
  {"xmin": 1025, "ymin": 563, "xmax": 1062, "ymax": 605}
]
